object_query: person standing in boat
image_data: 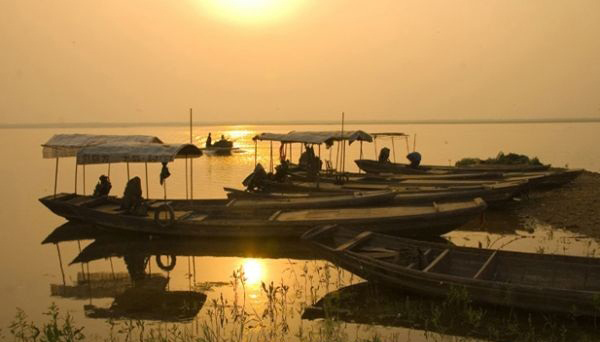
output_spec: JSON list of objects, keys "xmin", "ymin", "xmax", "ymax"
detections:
[{"xmin": 206, "ymin": 133, "xmax": 212, "ymax": 147}]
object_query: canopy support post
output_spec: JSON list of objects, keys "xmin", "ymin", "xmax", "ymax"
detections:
[
  {"xmin": 359, "ymin": 141, "xmax": 363, "ymax": 174},
  {"xmin": 374, "ymin": 138, "xmax": 378, "ymax": 160},
  {"xmin": 82, "ymin": 164, "xmax": 86, "ymax": 196},
  {"xmin": 185, "ymin": 157, "xmax": 189, "ymax": 200},
  {"xmin": 126, "ymin": 162, "xmax": 130, "ymax": 181},
  {"xmin": 269, "ymin": 141, "xmax": 273, "ymax": 173},
  {"xmin": 145, "ymin": 162, "xmax": 149, "ymax": 199},
  {"xmin": 74, "ymin": 161, "xmax": 78, "ymax": 194},
  {"xmin": 107, "ymin": 162, "xmax": 111, "ymax": 178},
  {"xmin": 405, "ymin": 136, "xmax": 410, "ymax": 154},
  {"xmin": 392, "ymin": 137, "xmax": 396, "ymax": 163},
  {"xmin": 413, "ymin": 134, "xmax": 417, "ymax": 152},
  {"xmin": 254, "ymin": 140, "xmax": 257, "ymax": 167},
  {"xmin": 53, "ymin": 157, "xmax": 59, "ymax": 198}
]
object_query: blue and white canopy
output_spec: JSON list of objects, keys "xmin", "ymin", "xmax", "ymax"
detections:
[{"xmin": 76, "ymin": 143, "xmax": 202, "ymax": 165}]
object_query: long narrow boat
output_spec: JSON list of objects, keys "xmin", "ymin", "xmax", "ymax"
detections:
[
  {"xmin": 355, "ymin": 159, "xmax": 551, "ymax": 175},
  {"xmin": 303, "ymin": 226, "xmax": 600, "ymax": 316},
  {"xmin": 227, "ymin": 181, "xmax": 524, "ymax": 207},
  {"xmin": 39, "ymin": 194, "xmax": 486, "ymax": 238}
]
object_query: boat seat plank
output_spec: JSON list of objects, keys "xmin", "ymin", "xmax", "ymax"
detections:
[
  {"xmin": 301, "ymin": 225, "xmax": 337, "ymax": 240},
  {"xmin": 423, "ymin": 249, "xmax": 449, "ymax": 273},
  {"xmin": 148, "ymin": 201, "xmax": 173, "ymax": 210},
  {"xmin": 269, "ymin": 210, "xmax": 282, "ymax": 221},
  {"xmin": 473, "ymin": 250, "xmax": 497, "ymax": 280},
  {"xmin": 336, "ymin": 231, "xmax": 373, "ymax": 252},
  {"xmin": 174, "ymin": 211, "xmax": 194, "ymax": 221},
  {"xmin": 186, "ymin": 214, "xmax": 208, "ymax": 222},
  {"xmin": 405, "ymin": 248, "xmax": 431, "ymax": 269}
]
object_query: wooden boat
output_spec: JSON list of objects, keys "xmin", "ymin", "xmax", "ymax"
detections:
[
  {"xmin": 355, "ymin": 159, "xmax": 551, "ymax": 175},
  {"xmin": 199, "ymin": 146, "xmax": 240, "ymax": 155},
  {"xmin": 303, "ymin": 226, "xmax": 600, "ymax": 317},
  {"xmin": 39, "ymin": 194, "xmax": 486, "ymax": 238},
  {"xmin": 227, "ymin": 181, "xmax": 525, "ymax": 207}
]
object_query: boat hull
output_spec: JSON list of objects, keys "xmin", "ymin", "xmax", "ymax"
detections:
[{"xmin": 39, "ymin": 194, "xmax": 486, "ymax": 239}]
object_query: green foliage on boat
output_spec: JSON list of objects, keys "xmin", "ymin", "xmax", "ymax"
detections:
[{"xmin": 455, "ymin": 152, "xmax": 543, "ymax": 167}]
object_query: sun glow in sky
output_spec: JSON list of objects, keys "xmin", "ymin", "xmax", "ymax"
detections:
[{"xmin": 199, "ymin": 0, "xmax": 304, "ymax": 24}]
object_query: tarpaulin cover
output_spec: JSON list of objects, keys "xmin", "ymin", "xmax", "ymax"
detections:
[
  {"xmin": 42, "ymin": 134, "xmax": 163, "ymax": 158},
  {"xmin": 254, "ymin": 130, "xmax": 373, "ymax": 144}
]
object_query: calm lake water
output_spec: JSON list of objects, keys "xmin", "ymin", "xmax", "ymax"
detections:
[{"xmin": 1, "ymin": 122, "xmax": 599, "ymax": 341}]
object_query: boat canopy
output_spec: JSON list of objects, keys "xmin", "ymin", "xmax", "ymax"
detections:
[
  {"xmin": 371, "ymin": 132, "xmax": 409, "ymax": 138},
  {"xmin": 42, "ymin": 134, "xmax": 163, "ymax": 158},
  {"xmin": 254, "ymin": 130, "xmax": 373, "ymax": 145},
  {"xmin": 76, "ymin": 143, "xmax": 202, "ymax": 165}
]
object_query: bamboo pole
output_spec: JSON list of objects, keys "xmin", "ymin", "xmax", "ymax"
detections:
[
  {"xmin": 107, "ymin": 162, "xmax": 111, "ymax": 178},
  {"xmin": 341, "ymin": 112, "xmax": 345, "ymax": 173},
  {"xmin": 77, "ymin": 240, "xmax": 85, "ymax": 281},
  {"xmin": 190, "ymin": 108, "xmax": 194, "ymax": 202},
  {"xmin": 413, "ymin": 134, "xmax": 417, "ymax": 152},
  {"xmin": 74, "ymin": 161, "xmax": 78, "ymax": 194},
  {"xmin": 126, "ymin": 162, "xmax": 130, "ymax": 180},
  {"xmin": 55, "ymin": 243, "xmax": 66, "ymax": 286},
  {"xmin": 391, "ymin": 137, "xmax": 396, "ymax": 163},
  {"xmin": 53, "ymin": 157, "xmax": 59, "ymax": 197},
  {"xmin": 145, "ymin": 162, "xmax": 149, "ymax": 199},
  {"xmin": 405, "ymin": 136, "xmax": 410, "ymax": 154}
]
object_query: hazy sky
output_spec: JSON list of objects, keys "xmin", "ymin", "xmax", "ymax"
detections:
[{"xmin": 1, "ymin": 0, "xmax": 599, "ymax": 124}]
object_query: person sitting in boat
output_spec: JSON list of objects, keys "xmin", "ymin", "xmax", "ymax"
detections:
[
  {"xmin": 378, "ymin": 147, "xmax": 391, "ymax": 163},
  {"xmin": 406, "ymin": 151, "xmax": 422, "ymax": 168},
  {"xmin": 243, "ymin": 163, "xmax": 268, "ymax": 191},
  {"xmin": 121, "ymin": 176, "xmax": 147, "ymax": 215},
  {"xmin": 93, "ymin": 175, "xmax": 112, "ymax": 197},
  {"xmin": 206, "ymin": 133, "xmax": 212, "ymax": 148}
]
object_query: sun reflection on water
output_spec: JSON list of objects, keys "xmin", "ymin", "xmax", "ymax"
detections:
[{"xmin": 241, "ymin": 258, "xmax": 265, "ymax": 287}]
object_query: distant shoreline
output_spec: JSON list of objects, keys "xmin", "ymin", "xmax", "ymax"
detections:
[{"xmin": 1, "ymin": 117, "xmax": 600, "ymax": 129}]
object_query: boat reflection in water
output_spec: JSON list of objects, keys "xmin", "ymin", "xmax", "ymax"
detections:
[
  {"xmin": 303, "ymin": 282, "xmax": 600, "ymax": 342},
  {"xmin": 43, "ymin": 221, "xmax": 320, "ymax": 322}
]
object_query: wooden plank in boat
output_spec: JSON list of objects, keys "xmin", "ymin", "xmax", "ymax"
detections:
[
  {"xmin": 473, "ymin": 250, "xmax": 497, "ymax": 280},
  {"xmin": 269, "ymin": 210, "xmax": 282, "ymax": 221},
  {"xmin": 406, "ymin": 248, "xmax": 431, "ymax": 269},
  {"xmin": 186, "ymin": 214, "xmax": 208, "ymax": 222},
  {"xmin": 95, "ymin": 203, "xmax": 123, "ymax": 213},
  {"xmin": 423, "ymin": 249, "xmax": 449, "ymax": 273},
  {"xmin": 174, "ymin": 211, "xmax": 194, "ymax": 221},
  {"xmin": 301, "ymin": 225, "xmax": 337, "ymax": 240},
  {"xmin": 336, "ymin": 231, "xmax": 373, "ymax": 252}
]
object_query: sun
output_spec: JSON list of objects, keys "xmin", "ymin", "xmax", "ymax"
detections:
[{"xmin": 199, "ymin": 0, "xmax": 304, "ymax": 25}]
